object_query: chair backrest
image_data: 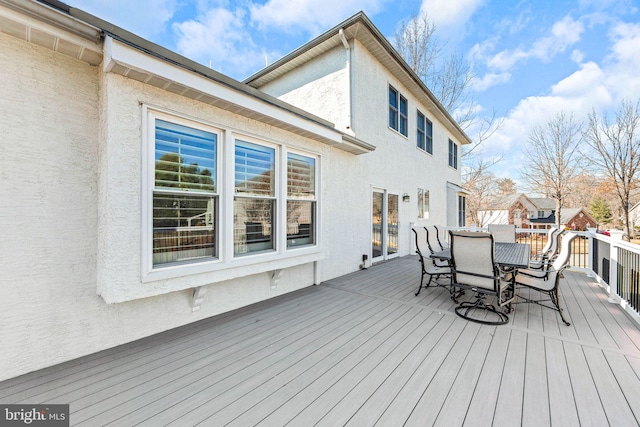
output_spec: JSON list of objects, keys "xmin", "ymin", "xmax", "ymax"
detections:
[
  {"xmin": 551, "ymin": 231, "xmax": 578, "ymax": 272},
  {"xmin": 540, "ymin": 227, "xmax": 559, "ymax": 256},
  {"xmin": 433, "ymin": 225, "xmax": 447, "ymax": 250},
  {"xmin": 424, "ymin": 226, "xmax": 441, "ymax": 254},
  {"xmin": 488, "ymin": 224, "xmax": 516, "ymax": 243},
  {"xmin": 412, "ymin": 227, "xmax": 429, "ymax": 258},
  {"xmin": 547, "ymin": 229, "xmax": 564, "ymax": 260},
  {"xmin": 449, "ymin": 231, "xmax": 497, "ymax": 291}
]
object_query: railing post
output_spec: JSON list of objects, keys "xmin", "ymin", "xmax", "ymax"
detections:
[
  {"xmin": 608, "ymin": 230, "xmax": 624, "ymax": 304},
  {"xmin": 586, "ymin": 228, "xmax": 597, "ymax": 276}
]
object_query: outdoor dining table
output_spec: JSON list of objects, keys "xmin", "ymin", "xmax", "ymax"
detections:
[{"xmin": 431, "ymin": 242, "xmax": 531, "ymax": 269}]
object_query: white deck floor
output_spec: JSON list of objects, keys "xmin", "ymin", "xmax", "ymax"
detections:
[{"xmin": 2, "ymin": 256, "xmax": 640, "ymax": 426}]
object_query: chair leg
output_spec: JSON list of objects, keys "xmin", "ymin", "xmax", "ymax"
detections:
[
  {"xmin": 415, "ymin": 273, "xmax": 433, "ymax": 296},
  {"xmin": 454, "ymin": 294, "xmax": 509, "ymax": 325},
  {"xmin": 552, "ymin": 288, "xmax": 571, "ymax": 326}
]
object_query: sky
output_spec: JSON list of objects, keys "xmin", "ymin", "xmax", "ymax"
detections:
[{"xmin": 68, "ymin": 0, "xmax": 640, "ymax": 188}]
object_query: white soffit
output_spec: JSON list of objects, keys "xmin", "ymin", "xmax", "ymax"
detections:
[
  {"xmin": 103, "ymin": 36, "xmax": 374, "ymax": 154},
  {"xmin": 0, "ymin": 0, "xmax": 102, "ymax": 65}
]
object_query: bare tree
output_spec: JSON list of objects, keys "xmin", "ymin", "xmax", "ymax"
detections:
[
  {"xmin": 521, "ymin": 111, "xmax": 584, "ymax": 228},
  {"xmin": 393, "ymin": 12, "xmax": 503, "ymax": 160},
  {"xmin": 565, "ymin": 171, "xmax": 599, "ymax": 208},
  {"xmin": 463, "ymin": 159, "xmax": 500, "ymax": 227},
  {"xmin": 584, "ymin": 99, "xmax": 640, "ymax": 240}
]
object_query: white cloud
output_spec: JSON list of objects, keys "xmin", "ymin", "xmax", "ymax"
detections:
[
  {"xmin": 603, "ymin": 21, "xmax": 640, "ymax": 104},
  {"xmin": 173, "ymin": 7, "xmax": 268, "ymax": 78},
  {"xmin": 419, "ymin": 0, "xmax": 486, "ymax": 33},
  {"xmin": 485, "ymin": 15, "xmax": 585, "ymax": 73},
  {"xmin": 249, "ymin": 0, "xmax": 388, "ymax": 34},
  {"xmin": 531, "ymin": 16, "xmax": 585, "ymax": 61},
  {"xmin": 70, "ymin": 0, "xmax": 178, "ymax": 39},
  {"xmin": 471, "ymin": 72, "xmax": 511, "ymax": 91}
]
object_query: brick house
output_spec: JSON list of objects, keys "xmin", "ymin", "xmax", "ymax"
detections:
[{"xmin": 477, "ymin": 194, "xmax": 596, "ymax": 230}]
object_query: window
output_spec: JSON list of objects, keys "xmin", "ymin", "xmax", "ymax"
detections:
[
  {"xmin": 144, "ymin": 108, "xmax": 321, "ymax": 278},
  {"xmin": 388, "ymin": 85, "xmax": 408, "ymax": 136},
  {"xmin": 399, "ymin": 95, "xmax": 408, "ymax": 136},
  {"xmin": 538, "ymin": 211, "xmax": 544, "ymax": 218},
  {"xmin": 448, "ymin": 139, "xmax": 458, "ymax": 169},
  {"xmin": 418, "ymin": 188, "xmax": 429, "ymax": 219},
  {"xmin": 389, "ymin": 86, "xmax": 398, "ymax": 131},
  {"xmin": 458, "ymin": 195, "xmax": 466, "ymax": 227},
  {"xmin": 417, "ymin": 111, "xmax": 433, "ymax": 153},
  {"xmin": 287, "ymin": 153, "xmax": 316, "ymax": 247},
  {"xmin": 234, "ymin": 140, "xmax": 276, "ymax": 255},
  {"xmin": 152, "ymin": 119, "xmax": 218, "ymax": 266}
]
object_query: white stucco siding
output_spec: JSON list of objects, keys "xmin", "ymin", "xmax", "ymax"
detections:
[
  {"xmin": 349, "ymin": 41, "xmax": 462, "ymax": 231},
  {"xmin": 259, "ymin": 46, "xmax": 349, "ymax": 131},
  {"xmin": 0, "ymin": 32, "xmax": 104, "ymax": 380},
  {"xmin": 96, "ymin": 72, "xmax": 330, "ymax": 302},
  {"xmin": 0, "ymin": 33, "xmax": 325, "ymax": 381}
]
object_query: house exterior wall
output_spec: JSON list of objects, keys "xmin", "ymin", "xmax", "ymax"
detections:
[
  {"xmin": 256, "ymin": 38, "xmax": 464, "ymax": 272},
  {"xmin": 350, "ymin": 39, "xmax": 462, "ymax": 230},
  {"xmin": 565, "ymin": 211, "xmax": 596, "ymax": 231},
  {"xmin": 259, "ymin": 46, "xmax": 350, "ymax": 132},
  {"xmin": 0, "ymin": 31, "xmax": 351, "ymax": 381}
]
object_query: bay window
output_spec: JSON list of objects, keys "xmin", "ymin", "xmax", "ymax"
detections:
[{"xmin": 145, "ymin": 107, "xmax": 321, "ymax": 277}]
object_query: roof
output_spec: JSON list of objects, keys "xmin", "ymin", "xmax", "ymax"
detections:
[
  {"xmin": 11, "ymin": 0, "xmax": 374, "ymax": 155},
  {"xmin": 529, "ymin": 198, "xmax": 557, "ymax": 210},
  {"xmin": 243, "ymin": 11, "xmax": 473, "ymax": 147}
]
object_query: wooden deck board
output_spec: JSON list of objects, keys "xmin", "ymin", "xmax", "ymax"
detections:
[{"xmin": 1, "ymin": 256, "xmax": 640, "ymax": 426}]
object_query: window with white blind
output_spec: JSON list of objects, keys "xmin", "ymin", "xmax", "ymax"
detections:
[
  {"xmin": 287, "ymin": 153, "xmax": 316, "ymax": 248},
  {"xmin": 234, "ymin": 140, "xmax": 276, "ymax": 255},
  {"xmin": 143, "ymin": 107, "xmax": 321, "ymax": 278},
  {"xmin": 152, "ymin": 119, "xmax": 218, "ymax": 266}
]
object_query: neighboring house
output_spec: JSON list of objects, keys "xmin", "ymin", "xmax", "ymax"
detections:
[
  {"xmin": 477, "ymin": 194, "xmax": 596, "ymax": 230},
  {"xmin": 631, "ymin": 202, "xmax": 640, "ymax": 229},
  {"xmin": 0, "ymin": 1, "xmax": 470, "ymax": 380}
]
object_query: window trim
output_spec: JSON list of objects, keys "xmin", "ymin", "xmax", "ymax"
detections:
[
  {"xmin": 286, "ymin": 150, "xmax": 318, "ymax": 249},
  {"xmin": 418, "ymin": 188, "xmax": 430, "ymax": 219},
  {"xmin": 417, "ymin": 110, "xmax": 433, "ymax": 154},
  {"xmin": 141, "ymin": 105, "xmax": 322, "ymax": 282},
  {"xmin": 388, "ymin": 84, "xmax": 408, "ymax": 138},
  {"xmin": 448, "ymin": 139, "xmax": 458, "ymax": 169}
]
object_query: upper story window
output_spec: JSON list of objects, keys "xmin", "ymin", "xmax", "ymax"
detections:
[
  {"xmin": 538, "ymin": 210, "xmax": 545, "ymax": 218},
  {"xmin": 448, "ymin": 139, "xmax": 458, "ymax": 169},
  {"xmin": 418, "ymin": 188, "xmax": 430, "ymax": 219},
  {"xmin": 417, "ymin": 111, "xmax": 433, "ymax": 154},
  {"xmin": 152, "ymin": 119, "xmax": 219, "ymax": 267},
  {"xmin": 389, "ymin": 85, "xmax": 408, "ymax": 137}
]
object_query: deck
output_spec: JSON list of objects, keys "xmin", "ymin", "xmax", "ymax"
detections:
[{"xmin": 2, "ymin": 256, "xmax": 640, "ymax": 426}]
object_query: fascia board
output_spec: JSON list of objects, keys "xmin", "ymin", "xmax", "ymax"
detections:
[{"xmin": 103, "ymin": 36, "xmax": 344, "ymax": 146}]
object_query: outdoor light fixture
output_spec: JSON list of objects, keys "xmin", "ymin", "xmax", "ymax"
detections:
[{"xmin": 402, "ymin": 193, "xmax": 410, "ymax": 202}]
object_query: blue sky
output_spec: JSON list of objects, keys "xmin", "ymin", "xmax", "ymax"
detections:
[{"xmin": 68, "ymin": 0, "xmax": 640, "ymax": 187}]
